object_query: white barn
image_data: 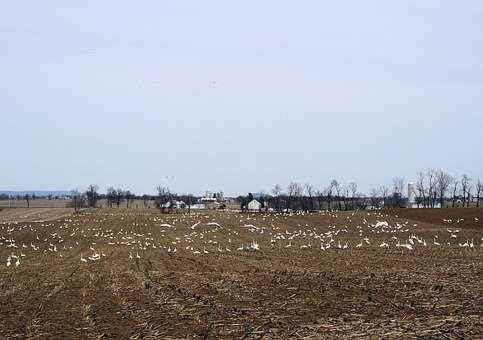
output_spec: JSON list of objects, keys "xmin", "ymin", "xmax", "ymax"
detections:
[{"xmin": 248, "ymin": 199, "xmax": 261, "ymax": 212}]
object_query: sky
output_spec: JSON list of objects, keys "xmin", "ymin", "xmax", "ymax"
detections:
[{"xmin": 1, "ymin": 1, "xmax": 482, "ymax": 196}]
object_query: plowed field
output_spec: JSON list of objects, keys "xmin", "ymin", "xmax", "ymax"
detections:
[{"xmin": 1, "ymin": 208, "xmax": 482, "ymax": 338}]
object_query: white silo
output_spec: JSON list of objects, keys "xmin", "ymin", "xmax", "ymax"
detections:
[{"xmin": 407, "ymin": 182, "xmax": 416, "ymax": 208}]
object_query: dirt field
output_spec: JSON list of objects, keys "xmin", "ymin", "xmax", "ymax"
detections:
[
  {"xmin": 0, "ymin": 198, "xmax": 158, "ymax": 209},
  {"xmin": 384, "ymin": 208, "xmax": 483, "ymax": 229},
  {"xmin": 0, "ymin": 208, "xmax": 481, "ymax": 339},
  {"xmin": 0, "ymin": 208, "xmax": 76, "ymax": 223},
  {"xmin": 0, "ymin": 199, "xmax": 71, "ymax": 209}
]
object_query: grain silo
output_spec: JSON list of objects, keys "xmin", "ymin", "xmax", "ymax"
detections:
[{"xmin": 407, "ymin": 182, "xmax": 416, "ymax": 208}]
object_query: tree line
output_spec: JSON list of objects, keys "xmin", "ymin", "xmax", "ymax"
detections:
[
  {"xmin": 8, "ymin": 169, "xmax": 479, "ymax": 212},
  {"xmin": 240, "ymin": 178, "xmax": 406, "ymax": 213},
  {"xmin": 68, "ymin": 185, "xmax": 197, "ymax": 213},
  {"xmin": 413, "ymin": 171, "xmax": 482, "ymax": 208},
  {"xmin": 240, "ymin": 170, "xmax": 482, "ymax": 212}
]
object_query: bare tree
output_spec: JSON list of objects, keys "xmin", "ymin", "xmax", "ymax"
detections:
[
  {"xmin": 287, "ymin": 182, "xmax": 302, "ymax": 212},
  {"xmin": 451, "ymin": 180, "xmax": 459, "ymax": 207},
  {"xmin": 186, "ymin": 194, "xmax": 193, "ymax": 213},
  {"xmin": 107, "ymin": 187, "xmax": 116, "ymax": 208},
  {"xmin": 436, "ymin": 171, "xmax": 452, "ymax": 208},
  {"xmin": 115, "ymin": 189, "xmax": 124, "ymax": 208},
  {"xmin": 124, "ymin": 190, "xmax": 134, "ymax": 208},
  {"xmin": 369, "ymin": 189, "xmax": 379, "ymax": 209},
  {"xmin": 380, "ymin": 185, "xmax": 389, "ymax": 208},
  {"xmin": 71, "ymin": 189, "xmax": 83, "ymax": 213},
  {"xmin": 156, "ymin": 185, "xmax": 171, "ymax": 213},
  {"xmin": 304, "ymin": 183, "xmax": 314, "ymax": 212},
  {"xmin": 142, "ymin": 194, "xmax": 150, "ymax": 208},
  {"xmin": 466, "ymin": 183, "xmax": 473, "ymax": 208},
  {"xmin": 416, "ymin": 172, "xmax": 426, "ymax": 208},
  {"xmin": 325, "ymin": 181, "xmax": 336, "ymax": 211},
  {"xmin": 85, "ymin": 185, "xmax": 99, "ymax": 208},
  {"xmin": 272, "ymin": 184, "xmax": 282, "ymax": 212},
  {"xmin": 331, "ymin": 180, "xmax": 342, "ymax": 211},
  {"xmin": 392, "ymin": 177, "xmax": 405, "ymax": 208},
  {"xmin": 341, "ymin": 185, "xmax": 350, "ymax": 211},
  {"xmin": 393, "ymin": 177, "xmax": 405, "ymax": 196},
  {"xmin": 315, "ymin": 190, "xmax": 324, "ymax": 211},
  {"xmin": 427, "ymin": 169, "xmax": 437, "ymax": 208},
  {"xmin": 476, "ymin": 179, "xmax": 482, "ymax": 208}
]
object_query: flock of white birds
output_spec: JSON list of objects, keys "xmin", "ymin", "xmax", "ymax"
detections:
[{"xmin": 1, "ymin": 211, "xmax": 481, "ymax": 268}]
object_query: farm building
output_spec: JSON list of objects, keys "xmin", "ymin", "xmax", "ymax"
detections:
[
  {"xmin": 200, "ymin": 190, "xmax": 225, "ymax": 209},
  {"xmin": 248, "ymin": 199, "xmax": 261, "ymax": 212},
  {"xmin": 160, "ymin": 200, "xmax": 186, "ymax": 213},
  {"xmin": 407, "ymin": 182, "xmax": 417, "ymax": 208}
]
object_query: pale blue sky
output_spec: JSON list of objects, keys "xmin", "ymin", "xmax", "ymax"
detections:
[{"xmin": 1, "ymin": 1, "xmax": 482, "ymax": 196}]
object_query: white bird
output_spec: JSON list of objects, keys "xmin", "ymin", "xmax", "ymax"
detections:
[
  {"xmin": 80, "ymin": 255, "xmax": 87, "ymax": 263},
  {"xmin": 301, "ymin": 243, "xmax": 310, "ymax": 250},
  {"xmin": 401, "ymin": 243, "xmax": 413, "ymax": 250}
]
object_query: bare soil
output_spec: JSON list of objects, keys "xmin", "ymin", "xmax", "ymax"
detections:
[
  {"xmin": 0, "ymin": 208, "xmax": 481, "ymax": 339},
  {"xmin": 0, "ymin": 199, "xmax": 70, "ymax": 209},
  {"xmin": 384, "ymin": 207, "xmax": 482, "ymax": 229},
  {"xmin": 0, "ymin": 208, "xmax": 76, "ymax": 223}
]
